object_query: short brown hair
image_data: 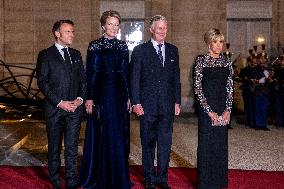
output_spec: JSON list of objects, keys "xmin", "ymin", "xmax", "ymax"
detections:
[
  {"xmin": 52, "ymin": 20, "xmax": 74, "ymax": 39},
  {"xmin": 204, "ymin": 28, "xmax": 224, "ymax": 45},
  {"xmin": 100, "ymin": 10, "xmax": 121, "ymax": 28},
  {"xmin": 52, "ymin": 20, "xmax": 74, "ymax": 33}
]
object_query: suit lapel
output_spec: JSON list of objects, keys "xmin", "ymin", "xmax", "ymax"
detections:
[
  {"xmin": 146, "ymin": 40, "xmax": 163, "ymax": 67},
  {"xmin": 51, "ymin": 45, "xmax": 72, "ymax": 76},
  {"xmin": 146, "ymin": 40, "xmax": 157, "ymax": 56},
  {"xmin": 51, "ymin": 45, "xmax": 64, "ymax": 63},
  {"xmin": 164, "ymin": 43, "xmax": 170, "ymax": 68}
]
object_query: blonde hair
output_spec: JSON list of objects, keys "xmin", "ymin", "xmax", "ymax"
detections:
[{"xmin": 204, "ymin": 28, "xmax": 224, "ymax": 45}]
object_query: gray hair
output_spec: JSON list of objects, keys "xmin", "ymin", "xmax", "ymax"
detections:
[
  {"xmin": 149, "ymin": 15, "xmax": 167, "ymax": 28},
  {"xmin": 204, "ymin": 28, "xmax": 224, "ymax": 45}
]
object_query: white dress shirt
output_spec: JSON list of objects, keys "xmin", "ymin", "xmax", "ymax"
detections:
[
  {"xmin": 54, "ymin": 43, "xmax": 83, "ymax": 107},
  {"xmin": 151, "ymin": 38, "xmax": 165, "ymax": 66},
  {"xmin": 55, "ymin": 42, "xmax": 67, "ymax": 60}
]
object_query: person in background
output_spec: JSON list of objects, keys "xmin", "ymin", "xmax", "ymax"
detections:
[
  {"xmin": 250, "ymin": 52, "xmax": 270, "ymax": 131},
  {"xmin": 239, "ymin": 56, "xmax": 254, "ymax": 128},
  {"xmin": 271, "ymin": 56, "xmax": 284, "ymax": 128}
]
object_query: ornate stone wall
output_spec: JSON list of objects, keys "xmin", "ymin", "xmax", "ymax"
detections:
[
  {"xmin": 0, "ymin": 0, "xmax": 100, "ymax": 98},
  {"xmin": 1, "ymin": 0, "xmax": 100, "ymax": 65}
]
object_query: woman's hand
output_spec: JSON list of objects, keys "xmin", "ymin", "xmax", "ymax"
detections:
[
  {"xmin": 208, "ymin": 111, "xmax": 218, "ymax": 126},
  {"xmin": 132, "ymin": 104, "xmax": 144, "ymax": 116},
  {"xmin": 221, "ymin": 111, "xmax": 231, "ymax": 126},
  {"xmin": 175, "ymin": 103, "xmax": 181, "ymax": 116},
  {"xmin": 127, "ymin": 99, "xmax": 131, "ymax": 113},
  {"xmin": 85, "ymin": 100, "xmax": 94, "ymax": 114}
]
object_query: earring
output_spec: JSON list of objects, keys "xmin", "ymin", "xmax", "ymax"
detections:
[{"xmin": 208, "ymin": 46, "xmax": 211, "ymax": 53}]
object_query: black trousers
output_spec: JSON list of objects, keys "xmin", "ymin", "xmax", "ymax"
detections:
[
  {"xmin": 140, "ymin": 113, "xmax": 173, "ymax": 184},
  {"xmin": 46, "ymin": 109, "xmax": 82, "ymax": 187}
]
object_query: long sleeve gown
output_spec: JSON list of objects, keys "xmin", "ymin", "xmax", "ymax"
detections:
[
  {"xmin": 193, "ymin": 54, "xmax": 234, "ymax": 189},
  {"xmin": 79, "ymin": 37, "xmax": 131, "ymax": 189}
]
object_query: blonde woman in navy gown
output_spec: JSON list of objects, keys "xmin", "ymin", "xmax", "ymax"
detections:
[
  {"xmin": 193, "ymin": 28, "xmax": 234, "ymax": 189},
  {"xmin": 79, "ymin": 10, "xmax": 131, "ymax": 189}
]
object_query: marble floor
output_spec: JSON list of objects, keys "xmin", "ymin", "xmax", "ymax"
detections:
[{"xmin": 0, "ymin": 112, "xmax": 284, "ymax": 172}]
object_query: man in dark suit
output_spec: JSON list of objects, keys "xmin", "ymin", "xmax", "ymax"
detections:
[
  {"xmin": 36, "ymin": 20, "xmax": 86, "ymax": 189},
  {"xmin": 130, "ymin": 15, "xmax": 181, "ymax": 189}
]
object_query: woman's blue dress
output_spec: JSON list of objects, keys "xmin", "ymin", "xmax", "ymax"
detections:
[{"xmin": 79, "ymin": 37, "xmax": 131, "ymax": 189}]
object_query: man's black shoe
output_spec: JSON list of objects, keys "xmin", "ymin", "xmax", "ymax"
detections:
[
  {"xmin": 145, "ymin": 182, "xmax": 156, "ymax": 189},
  {"xmin": 156, "ymin": 182, "xmax": 171, "ymax": 189}
]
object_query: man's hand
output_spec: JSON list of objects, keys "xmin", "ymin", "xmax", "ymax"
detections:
[
  {"xmin": 175, "ymin": 103, "xmax": 181, "ymax": 116},
  {"xmin": 127, "ymin": 99, "xmax": 131, "ymax": 113},
  {"xmin": 85, "ymin": 100, "xmax": 94, "ymax": 114},
  {"xmin": 58, "ymin": 101, "xmax": 77, "ymax": 112},
  {"xmin": 72, "ymin": 98, "xmax": 82, "ymax": 107},
  {"xmin": 132, "ymin": 104, "xmax": 144, "ymax": 116}
]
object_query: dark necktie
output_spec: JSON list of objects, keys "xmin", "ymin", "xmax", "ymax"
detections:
[
  {"xmin": 62, "ymin": 48, "xmax": 72, "ymax": 63},
  {"xmin": 157, "ymin": 44, "xmax": 163, "ymax": 65},
  {"xmin": 62, "ymin": 48, "xmax": 72, "ymax": 72}
]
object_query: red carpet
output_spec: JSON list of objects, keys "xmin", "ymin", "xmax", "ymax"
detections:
[{"xmin": 0, "ymin": 166, "xmax": 284, "ymax": 189}]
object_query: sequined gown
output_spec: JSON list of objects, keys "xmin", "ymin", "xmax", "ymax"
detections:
[
  {"xmin": 193, "ymin": 54, "xmax": 233, "ymax": 189},
  {"xmin": 79, "ymin": 37, "xmax": 131, "ymax": 189}
]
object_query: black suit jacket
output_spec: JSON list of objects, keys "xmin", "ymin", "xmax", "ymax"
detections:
[
  {"xmin": 36, "ymin": 45, "xmax": 86, "ymax": 117},
  {"xmin": 130, "ymin": 40, "xmax": 181, "ymax": 115}
]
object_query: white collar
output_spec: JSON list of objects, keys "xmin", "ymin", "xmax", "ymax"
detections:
[
  {"xmin": 151, "ymin": 38, "xmax": 164, "ymax": 47},
  {"xmin": 55, "ymin": 42, "xmax": 68, "ymax": 51}
]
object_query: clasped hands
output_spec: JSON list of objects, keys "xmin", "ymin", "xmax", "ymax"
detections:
[
  {"xmin": 208, "ymin": 111, "xmax": 230, "ymax": 126},
  {"xmin": 58, "ymin": 99, "xmax": 82, "ymax": 112}
]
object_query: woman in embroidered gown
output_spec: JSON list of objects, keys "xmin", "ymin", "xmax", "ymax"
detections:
[
  {"xmin": 79, "ymin": 10, "xmax": 131, "ymax": 189},
  {"xmin": 193, "ymin": 28, "xmax": 234, "ymax": 189}
]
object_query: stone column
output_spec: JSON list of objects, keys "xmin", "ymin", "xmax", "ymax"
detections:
[
  {"xmin": 0, "ymin": 0, "xmax": 3, "ymax": 61},
  {"xmin": 272, "ymin": 0, "xmax": 284, "ymax": 53},
  {"xmin": 0, "ymin": 0, "xmax": 3, "ymax": 78}
]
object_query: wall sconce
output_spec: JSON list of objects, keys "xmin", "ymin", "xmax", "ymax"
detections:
[{"xmin": 256, "ymin": 36, "xmax": 265, "ymax": 43}]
